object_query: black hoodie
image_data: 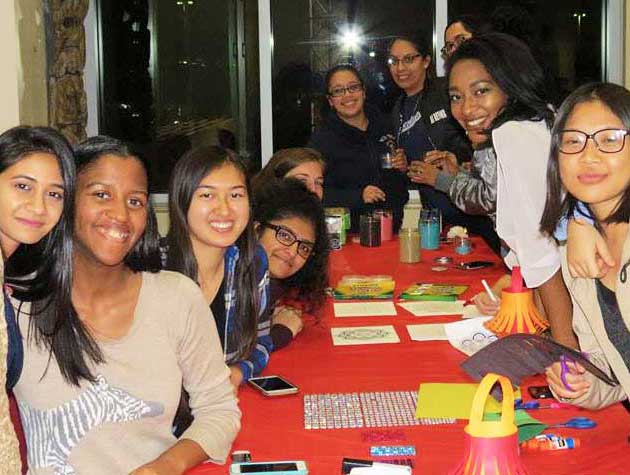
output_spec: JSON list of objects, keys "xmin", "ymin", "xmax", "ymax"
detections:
[{"xmin": 309, "ymin": 105, "xmax": 408, "ymax": 231}]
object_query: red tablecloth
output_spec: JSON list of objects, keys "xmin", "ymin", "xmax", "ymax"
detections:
[{"xmin": 179, "ymin": 238, "xmax": 630, "ymax": 473}]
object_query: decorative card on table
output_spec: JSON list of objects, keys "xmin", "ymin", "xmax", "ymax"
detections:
[
  {"xmin": 334, "ymin": 301, "xmax": 398, "ymax": 317},
  {"xmin": 406, "ymin": 323, "xmax": 448, "ymax": 341},
  {"xmin": 399, "ymin": 283, "xmax": 468, "ymax": 301},
  {"xmin": 444, "ymin": 317, "xmax": 497, "ymax": 356},
  {"xmin": 331, "ymin": 325, "xmax": 400, "ymax": 346},
  {"xmin": 397, "ymin": 300, "xmax": 465, "ymax": 317}
]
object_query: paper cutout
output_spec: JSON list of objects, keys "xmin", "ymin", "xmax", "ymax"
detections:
[
  {"xmin": 331, "ymin": 325, "xmax": 400, "ymax": 346},
  {"xmin": 398, "ymin": 300, "xmax": 465, "ymax": 317},
  {"xmin": 334, "ymin": 301, "xmax": 398, "ymax": 317},
  {"xmin": 444, "ymin": 317, "xmax": 497, "ymax": 356}
]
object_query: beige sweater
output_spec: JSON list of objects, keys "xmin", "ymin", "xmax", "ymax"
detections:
[
  {"xmin": 14, "ymin": 271, "xmax": 240, "ymax": 475},
  {"xmin": 0, "ymin": 254, "xmax": 22, "ymax": 474}
]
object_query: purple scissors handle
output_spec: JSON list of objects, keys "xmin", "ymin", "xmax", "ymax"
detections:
[{"xmin": 559, "ymin": 355, "xmax": 574, "ymax": 390}]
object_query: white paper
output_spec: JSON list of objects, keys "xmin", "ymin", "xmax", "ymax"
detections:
[
  {"xmin": 462, "ymin": 304, "xmax": 492, "ymax": 319},
  {"xmin": 331, "ymin": 325, "xmax": 400, "ymax": 346},
  {"xmin": 444, "ymin": 317, "xmax": 497, "ymax": 356},
  {"xmin": 334, "ymin": 301, "xmax": 397, "ymax": 317},
  {"xmin": 397, "ymin": 300, "xmax": 465, "ymax": 317},
  {"xmin": 406, "ymin": 323, "xmax": 448, "ymax": 341}
]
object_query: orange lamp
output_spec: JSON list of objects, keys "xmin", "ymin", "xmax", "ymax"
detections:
[
  {"xmin": 484, "ymin": 267, "xmax": 548, "ymax": 336},
  {"xmin": 449, "ymin": 373, "xmax": 529, "ymax": 475}
]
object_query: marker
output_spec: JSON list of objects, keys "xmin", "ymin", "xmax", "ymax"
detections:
[{"xmin": 481, "ymin": 279, "xmax": 498, "ymax": 303}]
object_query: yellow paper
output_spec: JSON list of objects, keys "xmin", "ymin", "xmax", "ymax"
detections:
[{"xmin": 415, "ymin": 383, "xmax": 521, "ymax": 420}]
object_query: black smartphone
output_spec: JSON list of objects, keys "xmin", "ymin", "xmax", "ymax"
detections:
[
  {"xmin": 457, "ymin": 260, "xmax": 494, "ymax": 270},
  {"xmin": 528, "ymin": 385, "xmax": 554, "ymax": 399}
]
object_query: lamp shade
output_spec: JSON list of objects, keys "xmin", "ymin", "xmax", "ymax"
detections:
[{"xmin": 449, "ymin": 373, "xmax": 529, "ymax": 475}]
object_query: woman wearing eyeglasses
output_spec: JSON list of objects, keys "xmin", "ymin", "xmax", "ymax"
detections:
[
  {"xmin": 253, "ymin": 179, "xmax": 329, "ymax": 349},
  {"xmin": 163, "ymin": 145, "xmax": 272, "ymax": 391},
  {"xmin": 441, "ymin": 15, "xmax": 488, "ymax": 60},
  {"xmin": 540, "ymin": 83, "xmax": 630, "ymax": 409},
  {"xmin": 308, "ymin": 64, "xmax": 408, "ymax": 232},
  {"xmin": 389, "ymin": 30, "xmax": 499, "ymax": 252}
]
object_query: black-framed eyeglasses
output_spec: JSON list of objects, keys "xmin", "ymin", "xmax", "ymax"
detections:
[
  {"xmin": 328, "ymin": 83, "xmax": 363, "ymax": 98},
  {"xmin": 387, "ymin": 53, "xmax": 421, "ymax": 67},
  {"xmin": 262, "ymin": 223, "xmax": 315, "ymax": 259},
  {"xmin": 440, "ymin": 34, "xmax": 469, "ymax": 58},
  {"xmin": 557, "ymin": 128, "xmax": 630, "ymax": 154}
]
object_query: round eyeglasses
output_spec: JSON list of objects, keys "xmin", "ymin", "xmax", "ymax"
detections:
[
  {"xmin": 262, "ymin": 222, "xmax": 314, "ymax": 259},
  {"xmin": 328, "ymin": 83, "xmax": 363, "ymax": 98},
  {"xmin": 387, "ymin": 54, "xmax": 421, "ymax": 67},
  {"xmin": 558, "ymin": 128, "xmax": 630, "ymax": 154}
]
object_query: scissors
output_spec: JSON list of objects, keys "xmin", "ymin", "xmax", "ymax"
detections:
[
  {"xmin": 559, "ymin": 355, "xmax": 576, "ymax": 390},
  {"xmin": 548, "ymin": 417, "xmax": 597, "ymax": 429}
]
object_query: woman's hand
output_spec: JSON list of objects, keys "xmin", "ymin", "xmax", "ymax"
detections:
[
  {"xmin": 472, "ymin": 292, "xmax": 501, "ymax": 316},
  {"xmin": 129, "ymin": 458, "xmax": 179, "ymax": 475},
  {"xmin": 272, "ymin": 305, "xmax": 304, "ymax": 337},
  {"xmin": 391, "ymin": 148, "xmax": 408, "ymax": 172},
  {"xmin": 545, "ymin": 361, "xmax": 590, "ymax": 400},
  {"xmin": 567, "ymin": 219, "xmax": 615, "ymax": 278},
  {"xmin": 408, "ymin": 161, "xmax": 439, "ymax": 186},
  {"xmin": 424, "ymin": 150, "xmax": 459, "ymax": 176},
  {"xmin": 362, "ymin": 185, "xmax": 386, "ymax": 203}
]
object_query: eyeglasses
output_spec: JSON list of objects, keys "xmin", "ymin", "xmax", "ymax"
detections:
[
  {"xmin": 262, "ymin": 222, "xmax": 315, "ymax": 259},
  {"xmin": 557, "ymin": 128, "xmax": 630, "ymax": 154},
  {"xmin": 441, "ymin": 34, "xmax": 469, "ymax": 58},
  {"xmin": 387, "ymin": 54, "xmax": 421, "ymax": 67},
  {"xmin": 328, "ymin": 83, "xmax": 363, "ymax": 97}
]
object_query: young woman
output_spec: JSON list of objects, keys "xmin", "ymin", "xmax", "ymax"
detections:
[
  {"xmin": 253, "ymin": 179, "xmax": 329, "ymax": 349},
  {"xmin": 164, "ymin": 145, "xmax": 272, "ymax": 387},
  {"xmin": 441, "ymin": 15, "xmax": 488, "ymax": 60},
  {"xmin": 0, "ymin": 126, "xmax": 75, "ymax": 474},
  {"xmin": 389, "ymin": 30, "xmax": 499, "ymax": 251},
  {"xmin": 253, "ymin": 147, "xmax": 325, "ymax": 200},
  {"xmin": 14, "ymin": 137, "xmax": 240, "ymax": 475},
  {"xmin": 414, "ymin": 32, "xmax": 576, "ymax": 347},
  {"xmin": 540, "ymin": 82, "xmax": 630, "ymax": 407},
  {"xmin": 308, "ymin": 64, "xmax": 408, "ymax": 231}
]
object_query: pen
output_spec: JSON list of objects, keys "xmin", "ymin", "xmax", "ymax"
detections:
[{"xmin": 481, "ymin": 279, "xmax": 498, "ymax": 303}]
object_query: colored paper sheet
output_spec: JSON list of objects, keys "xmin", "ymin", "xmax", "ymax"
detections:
[
  {"xmin": 484, "ymin": 410, "xmax": 546, "ymax": 443},
  {"xmin": 416, "ymin": 383, "xmax": 503, "ymax": 420},
  {"xmin": 334, "ymin": 301, "xmax": 398, "ymax": 317}
]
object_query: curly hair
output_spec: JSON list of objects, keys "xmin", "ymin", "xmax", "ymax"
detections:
[{"xmin": 253, "ymin": 178, "xmax": 329, "ymax": 313}]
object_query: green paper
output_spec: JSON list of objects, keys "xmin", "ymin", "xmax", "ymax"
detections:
[{"xmin": 484, "ymin": 410, "xmax": 547, "ymax": 443}]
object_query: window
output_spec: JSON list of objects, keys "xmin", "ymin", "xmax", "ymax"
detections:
[
  {"xmin": 97, "ymin": 0, "xmax": 260, "ymax": 191},
  {"xmin": 270, "ymin": 0, "xmax": 434, "ymax": 151},
  {"xmin": 447, "ymin": 0, "xmax": 603, "ymax": 99}
]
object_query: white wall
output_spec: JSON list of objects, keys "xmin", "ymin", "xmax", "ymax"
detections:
[{"xmin": 0, "ymin": 0, "xmax": 21, "ymax": 130}]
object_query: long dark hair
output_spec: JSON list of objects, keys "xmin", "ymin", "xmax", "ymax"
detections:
[
  {"xmin": 252, "ymin": 147, "xmax": 325, "ymax": 194},
  {"xmin": 253, "ymin": 179, "xmax": 329, "ymax": 313},
  {"xmin": 388, "ymin": 29, "xmax": 436, "ymax": 83},
  {"xmin": 541, "ymin": 83, "xmax": 630, "ymax": 235},
  {"xmin": 28, "ymin": 135, "xmax": 161, "ymax": 386},
  {"xmin": 2, "ymin": 127, "xmax": 76, "ymax": 387},
  {"xmin": 446, "ymin": 33, "xmax": 554, "ymax": 132},
  {"xmin": 165, "ymin": 145, "xmax": 260, "ymax": 361},
  {"xmin": 445, "ymin": 14, "xmax": 489, "ymax": 38}
]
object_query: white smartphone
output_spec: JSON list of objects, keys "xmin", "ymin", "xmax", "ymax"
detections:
[
  {"xmin": 229, "ymin": 461, "xmax": 308, "ymax": 474},
  {"xmin": 248, "ymin": 375, "xmax": 298, "ymax": 396}
]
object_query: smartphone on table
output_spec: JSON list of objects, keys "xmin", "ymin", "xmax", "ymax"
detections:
[
  {"xmin": 528, "ymin": 385, "xmax": 554, "ymax": 399},
  {"xmin": 248, "ymin": 375, "xmax": 298, "ymax": 397},
  {"xmin": 230, "ymin": 461, "xmax": 308, "ymax": 474}
]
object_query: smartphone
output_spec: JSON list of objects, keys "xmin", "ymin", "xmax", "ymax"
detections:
[
  {"xmin": 457, "ymin": 260, "xmax": 494, "ymax": 270},
  {"xmin": 230, "ymin": 461, "xmax": 308, "ymax": 474},
  {"xmin": 248, "ymin": 376, "xmax": 298, "ymax": 397},
  {"xmin": 528, "ymin": 385, "xmax": 554, "ymax": 399}
]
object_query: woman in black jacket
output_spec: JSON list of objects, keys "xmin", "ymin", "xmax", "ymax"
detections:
[{"xmin": 309, "ymin": 64, "xmax": 408, "ymax": 231}]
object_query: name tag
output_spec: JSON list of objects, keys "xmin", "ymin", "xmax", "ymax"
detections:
[{"xmin": 429, "ymin": 109, "xmax": 447, "ymax": 124}]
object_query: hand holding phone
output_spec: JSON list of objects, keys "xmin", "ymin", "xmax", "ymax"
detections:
[
  {"xmin": 248, "ymin": 376, "xmax": 298, "ymax": 397},
  {"xmin": 230, "ymin": 461, "xmax": 308, "ymax": 474}
]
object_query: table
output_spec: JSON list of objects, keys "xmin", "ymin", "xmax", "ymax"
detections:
[{"xmin": 188, "ymin": 237, "xmax": 630, "ymax": 475}]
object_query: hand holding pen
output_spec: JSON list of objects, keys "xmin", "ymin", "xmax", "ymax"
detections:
[{"xmin": 471, "ymin": 278, "xmax": 502, "ymax": 316}]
